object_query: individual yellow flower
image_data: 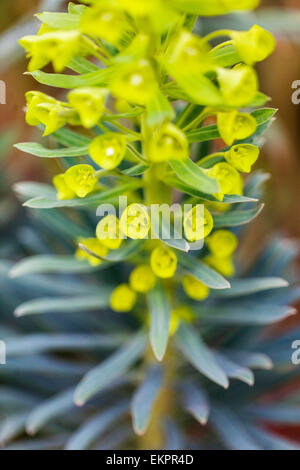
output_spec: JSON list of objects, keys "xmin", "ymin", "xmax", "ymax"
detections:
[
  {"xmin": 150, "ymin": 246, "xmax": 177, "ymax": 279},
  {"xmin": 120, "ymin": 203, "xmax": 150, "ymax": 240},
  {"xmin": 68, "ymin": 87, "xmax": 108, "ymax": 129},
  {"xmin": 167, "ymin": 30, "xmax": 212, "ymax": 74},
  {"xmin": 80, "ymin": 4, "xmax": 132, "ymax": 46},
  {"xmin": 205, "ymin": 254, "xmax": 235, "ymax": 277},
  {"xmin": 129, "ymin": 265, "xmax": 156, "ymax": 293},
  {"xmin": 19, "ymin": 31, "xmax": 82, "ymax": 72},
  {"xmin": 231, "ymin": 25, "xmax": 276, "ymax": 66},
  {"xmin": 182, "ymin": 275, "xmax": 210, "ymax": 301},
  {"xmin": 148, "ymin": 122, "xmax": 189, "ymax": 163},
  {"xmin": 184, "ymin": 206, "xmax": 214, "ymax": 242},
  {"xmin": 96, "ymin": 215, "xmax": 123, "ymax": 250},
  {"xmin": 225, "ymin": 144, "xmax": 260, "ymax": 173},
  {"xmin": 217, "ymin": 111, "xmax": 257, "ymax": 146},
  {"xmin": 53, "ymin": 174, "xmax": 76, "ymax": 201},
  {"xmin": 76, "ymin": 238, "xmax": 109, "ymax": 267},
  {"xmin": 170, "ymin": 305, "xmax": 195, "ymax": 335},
  {"xmin": 89, "ymin": 133, "xmax": 127, "ymax": 170},
  {"xmin": 217, "ymin": 65, "xmax": 258, "ymax": 107},
  {"xmin": 206, "ymin": 230, "xmax": 238, "ymax": 258},
  {"xmin": 64, "ymin": 164, "xmax": 98, "ymax": 198},
  {"xmin": 206, "ymin": 162, "xmax": 242, "ymax": 201},
  {"xmin": 25, "ymin": 91, "xmax": 57, "ymax": 126},
  {"xmin": 110, "ymin": 284, "xmax": 137, "ymax": 312},
  {"xmin": 30, "ymin": 102, "xmax": 73, "ymax": 136},
  {"xmin": 110, "ymin": 59, "xmax": 158, "ymax": 105}
]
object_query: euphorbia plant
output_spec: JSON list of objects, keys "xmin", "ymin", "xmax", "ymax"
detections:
[{"xmin": 8, "ymin": 0, "xmax": 300, "ymax": 450}]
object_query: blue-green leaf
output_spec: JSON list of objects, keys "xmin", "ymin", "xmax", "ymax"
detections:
[
  {"xmin": 131, "ymin": 365, "xmax": 163, "ymax": 435},
  {"xmin": 14, "ymin": 142, "xmax": 89, "ymax": 158},
  {"xmin": 177, "ymin": 252, "xmax": 230, "ymax": 289},
  {"xmin": 213, "ymin": 204, "xmax": 264, "ymax": 228},
  {"xmin": 212, "ymin": 277, "xmax": 288, "ymax": 298},
  {"xmin": 176, "ymin": 324, "xmax": 229, "ymax": 389},
  {"xmin": 74, "ymin": 332, "xmax": 147, "ymax": 406},
  {"xmin": 180, "ymin": 382, "xmax": 210, "ymax": 425},
  {"xmin": 65, "ymin": 401, "xmax": 129, "ymax": 450},
  {"xmin": 148, "ymin": 283, "xmax": 170, "ymax": 361},
  {"xmin": 169, "ymin": 159, "xmax": 220, "ymax": 195}
]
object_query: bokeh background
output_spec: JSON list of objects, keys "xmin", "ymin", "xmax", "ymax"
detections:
[{"xmin": 1, "ymin": 0, "xmax": 300, "ymax": 445}]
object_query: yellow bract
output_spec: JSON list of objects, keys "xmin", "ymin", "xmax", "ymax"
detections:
[
  {"xmin": 167, "ymin": 31, "xmax": 212, "ymax": 74},
  {"xmin": 53, "ymin": 174, "xmax": 76, "ymax": 201},
  {"xmin": 184, "ymin": 206, "xmax": 214, "ymax": 242},
  {"xmin": 96, "ymin": 215, "xmax": 123, "ymax": 250},
  {"xmin": 64, "ymin": 165, "xmax": 98, "ymax": 198},
  {"xmin": 19, "ymin": 31, "xmax": 82, "ymax": 72},
  {"xmin": 110, "ymin": 60, "xmax": 158, "ymax": 105},
  {"xmin": 182, "ymin": 275, "xmax": 210, "ymax": 301},
  {"xmin": 25, "ymin": 91, "xmax": 57, "ymax": 126},
  {"xmin": 217, "ymin": 65, "xmax": 258, "ymax": 107},
  {"xmin": 148, "ymin": 122, "xmax": 189, "ymax": 163},
  {"xmin": 120, "ymin": 203, "xmax": 150, "ymax": 240},
  {"xmin": 81, "ymin": 4, "xmax": 132, "ymax": 46},
  {"xmin": 110, "ymin": 284, "xmax": 137, "ymax": 312},
  {"xmin": 68, "ymin": 87, "xmax": 108, "ymax": 129},
  {"xmin": 150, "ymin": 246, "xmax": 177, "ymax": 279},
  {"xmin": 232, "ymin": 25, "xmax": 276, "ymax": 65},
  {"xmin": 89, "ymin": 133, "xmax": 127, "ymax": 170},
  {"xmin": 205, "ymin": 253, "xmax": 235, "ymax": 277},
  {"xmin": 76, "ymin": 238, "xmax": 109, "ymax": 267},
  {"xmin": 217, "ymin": 111, "xmax": 257, "ymax": 146},
  {"xmin": 206, "ymin": 162, "xmax": 242, "ymax": 201},
  {"xmin": 129, "ymin": 265, "xmax": 156, "ymax": 293},
  {"xmin": 206, "ymin": 230, "xmax": 238, "ymax": 258},
  {"xmin": 225, "ymin": 144, "xmax": 260, "ymax": 173}
]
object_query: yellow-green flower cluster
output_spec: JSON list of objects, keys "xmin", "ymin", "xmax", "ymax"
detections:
[{"xmin": 18, "ymin": 0, "xmax": 276, "ymax": 331}]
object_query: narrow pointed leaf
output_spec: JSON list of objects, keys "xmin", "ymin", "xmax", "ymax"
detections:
[
  {"xmin": 176, "ymin": 324, "xmax": 229, "ymax": 389},
  {"xmin": 213, "ymin": 351, "xmax": 254, "ymax": 386},
  {"xmin": 177, "ymin": 251, "xmax": 230, "ymax": 289},
  {"xmin": 131, "ymin": 365, "xmax": 163, "ymax": 435},
  {"xmin": 65, "ymin": 401, "xmax": 129, "ymax": 450},
  {"xmin": 170, "ymin": 159, "xmax": 220, "ymax": 195},
  {"xmin": 14, "ymin": 142, "xmax": 89, "ymax": 158},
  {"xmin": 213, "ymin": 204, "xmax": 264, "ymax": 228},
  {"xmin": 148, "ymin": 283, "xmax": 170, "ymax": 361},
  {"xmin": 74, "ymin": 332, "xmax": 147, "ymax": 406},
  {"xmin": 212, "ymin": 277, "xmax": 288, "ymax": 298},
  {"xmin": 181, "ymin": 382, "xmax": 210, "ymax": 425},
  {"xmin": 15, "ymin": 293, "xmax": 112, "ymax": 317}
]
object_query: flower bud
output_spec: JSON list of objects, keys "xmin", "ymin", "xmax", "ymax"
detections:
[
  {"xmin": 19, "ymin": 31, "xmax": 82, "ymax": 72},
  {"xmin": 231, "ymin": 25, "xmax": 276, "ymax": 65},
  {"xmin": 129, "ymin": 265, "xmax": 156, "ymax": 293},
  {"xmin": 96, "ymin": 215, "xmax": 123, "ymax": 250},
  {"xmin": 120, "ymin": 203, "xmax": 150, "ymax": 240},
  {"xmin": 217, "ymin": 65, "xmax": 258, "ymax": 107},
  {"xmin": 217, "ymin": 111, "xmax": 257, "ymax": 146},
  {"xmin": 206, "ymin": 162, "xmax": 242, "ymax": 201},
  {"xmin": 206, "ymin": 230, "xmax": 238, "ymax": 258},
  {"xmin": 68, "ymin": 87, "xmax": 108, "ymax": 129},
  {"xmin": 110, "ymin": 60, "xmax": 158, "ymax": 105},
  {"xmin": 225, "ymin": 144, "xmax": 260, "ymax": 173},
  {"xmin": 64, "ymin": 164, "xmax": 98, "ymax": 198},
  {"xmin": 205, "ymin": 254, "xmax": 235, "ymax": 277},
  {"xmin": 184, "ymin": 206, "xmax": 214, "ymax": 242},
  {"xmin": 150, "ymin": 246, "xmax": 177, "ymax": 279},
  {"xmin": 110, "ymin": 284, "xmax": 137, "ymax": 312},
  {"xmin": 76, "ymin": 237, "xmax": 109, "ymax": 267},
  {"xmin": 182, "ymin": 275, "xmax": 210, "ymax": 301},
  {"xmin": 89, "ymin": 133, "xmax": 127, "ymax": 170},
  {"xmin": 148, "ymin": 122, "xmax": 189, "ymax": 162},
  {"xmin": 53, "ymin": 174, "xmax": 76, "ymax": 201}
]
